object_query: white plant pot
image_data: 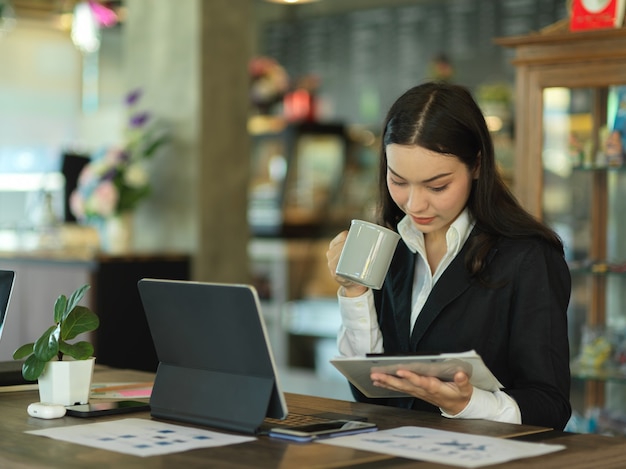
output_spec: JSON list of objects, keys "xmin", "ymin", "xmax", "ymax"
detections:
[{"xmin": 37, "ymin": 357, "xmax": 95, "ymax": 406}]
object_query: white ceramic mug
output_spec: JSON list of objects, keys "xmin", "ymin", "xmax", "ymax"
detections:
[{"xmin": 335, "ymin": 219, "xmax": 401, "ymax": 290}]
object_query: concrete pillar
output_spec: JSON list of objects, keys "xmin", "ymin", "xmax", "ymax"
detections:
[
  {"xmin": 197, "ymin": 0, "xmax": 253, "ymax": 283},
  {"xmin": 124, "ymin": 0, "xmax": 253, "ymax": 282}
]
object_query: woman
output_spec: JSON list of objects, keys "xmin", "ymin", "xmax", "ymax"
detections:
[{"xmin": 326, "ymin": 82, "xmax": 571, "ymax": 430}]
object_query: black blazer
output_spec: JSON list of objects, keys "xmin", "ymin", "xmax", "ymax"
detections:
[{"xmin": 352, "ymin": 228, "xmax": 572, "ymax": 430}]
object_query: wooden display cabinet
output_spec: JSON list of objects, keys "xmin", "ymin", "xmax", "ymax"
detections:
[{"xmin": 497, "ymin": 26, "xmax": 626, "ymax": 431}]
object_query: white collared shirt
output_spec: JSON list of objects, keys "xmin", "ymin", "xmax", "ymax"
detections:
[
  {"xmin": 398, "ymin": 208, "xmax": 473, "ymax": 328},
  {"xmin": 335, "ymin": 208, "xmax": 521, "ymax": 424}
]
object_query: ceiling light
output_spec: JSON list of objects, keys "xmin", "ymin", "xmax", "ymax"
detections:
[{"xmin": 71, "ymin": 1, "xmax": 100, "ymax": 53}]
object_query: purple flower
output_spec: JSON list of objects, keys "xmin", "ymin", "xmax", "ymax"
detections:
[
  {"xmin": 102, "ymin": 167, "xmax": 118, "ymax": 181},
  {"xmin": 125, "ymin": 89, "xmax": 142, "ymax": 106},
  {"xmin": 118, "ymin": 150, "xmax": 130, "ymax": 162},
  {"xmin": 129, "ymin": 111, "xmax": 150, "ymax": 128}
]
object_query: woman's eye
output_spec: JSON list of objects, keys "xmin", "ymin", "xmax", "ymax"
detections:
[
  {"xmin": 388, "ymin": 177, "xmax": 407, "ymax": 186},
  {"xmin": 429, "ymin": 185, "xmax": 448, "ymax": 192}
]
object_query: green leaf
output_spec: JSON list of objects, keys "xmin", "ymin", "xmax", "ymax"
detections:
[
  {"xmin": 22, "ymin": 354, "xmax": 47, "ymax": 381},
  {"xmin": 59, "ymin": 341, "xmax": 94, "ymax": 360},
  {"xmin": 60, "ymin": 306, "xmax": 100, "ymax": 340},
  {"xmin": 117, "ymin": 185, "xmax": 150, "ymax": 213},
  {"xmin": 12, "ymin": 343, "xmax": 34, "ymax": 360},
  {"xmin": 63, "ymin": 284, "xmax": 90, "ymax": 322},
  {"xmin": 13, "ymin": 284, "xmax": 97, "ymax": 375},
  {"xmin": 33, "ymin": 326, "xmax": 60, "ymax": 362},
  {"xmin": 142, "ymin": 134, "xmax": 168, "ymax": 158},
  {"xmin": 53, "ymin": 294, "xmax": 67, "ymax": 324}
]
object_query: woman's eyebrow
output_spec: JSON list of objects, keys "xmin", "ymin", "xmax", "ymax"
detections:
[{"xmin": 387, "ymin": 165, "xmax": 452, "ymax": 184}]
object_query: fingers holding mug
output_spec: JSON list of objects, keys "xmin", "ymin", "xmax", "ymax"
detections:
[
  {"xmin": 334, "ymin": 220, "xmax": 400, "ymax": 291},
  {"xmin": 327, "ymin": 231, "xmax": 351, "ymax": 284}
]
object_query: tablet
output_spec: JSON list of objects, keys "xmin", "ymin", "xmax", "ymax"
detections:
[{"xmin": 331, "ymin": 350, "xmax": 502, "ymax": 398}]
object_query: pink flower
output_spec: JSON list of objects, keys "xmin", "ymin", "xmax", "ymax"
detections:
[
  {"xmin": 87, "ymin": 180, "xmax": 119, "ymax": 218},
  {"xmin": 69, "ymin": 191, "xmax": 86, "ymax": 219}
]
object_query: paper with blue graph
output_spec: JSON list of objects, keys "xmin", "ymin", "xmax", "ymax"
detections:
[
  {"xmin": 26, "ymin": 418, "xmax": 254, "ymax": 457},
  {"xmin": 320, "ymin": 426, "xmax": 565, "ymax": 468}
]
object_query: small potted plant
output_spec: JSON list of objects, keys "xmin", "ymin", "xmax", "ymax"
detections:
[{"xmin": 13, "ymin": 284, "xmax": 100, "ymax": 405}]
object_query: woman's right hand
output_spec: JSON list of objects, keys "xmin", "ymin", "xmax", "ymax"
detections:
[{"xmin": 327, "ymin": 231, "xmax": 368, "ymax": 297}]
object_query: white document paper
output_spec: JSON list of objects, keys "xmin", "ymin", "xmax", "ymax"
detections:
[
  {"xmin": 331, "ymin": 350, "xmax": 502, "ymax": 398},
  {"xmin": 26, "ymin": 418, "xmax": 255, "ymax": 457},
  {"xmin": 319, "ymin": 426, "xmax": 565, "ymax": 468}
]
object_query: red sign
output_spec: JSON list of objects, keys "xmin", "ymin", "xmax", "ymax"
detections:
[{"xmin": 570, "ymin": 0, "xmax": 626, "ymax": 31}]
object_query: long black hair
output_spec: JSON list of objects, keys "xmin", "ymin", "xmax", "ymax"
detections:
[{"xmin": 377, "ymin": 82, "xmax": 563, "ymax": 276}]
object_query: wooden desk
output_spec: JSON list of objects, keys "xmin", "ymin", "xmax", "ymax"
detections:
[{"xmin": 1, "ymin": 367, "xmax": 625, "ymax": 468}]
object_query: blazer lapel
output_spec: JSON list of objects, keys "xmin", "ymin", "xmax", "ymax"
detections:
[
  {"xmin": 409, "ymin": 229, "xmax": 482, "ymax": 350},
  {"xmin": 388, "ymin": 244, "xmax": 416, "ymax": 353}
]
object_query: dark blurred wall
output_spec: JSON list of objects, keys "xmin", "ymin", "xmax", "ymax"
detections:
[{"xmin": 255, "ymin": 0, "xmax": 568, "ymax": 126}]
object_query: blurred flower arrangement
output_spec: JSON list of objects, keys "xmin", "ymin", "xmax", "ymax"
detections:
[
  {"xmin": 70, "ymin": 89, "xmax": 168, "ymax": 222},
  {"xmin": 249, "ymin": 56, "xmax": 290, "ymax": 113}
]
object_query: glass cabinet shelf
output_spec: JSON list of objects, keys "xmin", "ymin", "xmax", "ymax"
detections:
[
  {"xmin": 569, "ymin": 261, "xmax": 626, "ymax": 275},
  {"xmin": 571, "ymin": 364, "xmax": 626, "ymax": 384},
  {"xmin": 572, "ymin": 165, "xmax": 626, "ymax": 171}
]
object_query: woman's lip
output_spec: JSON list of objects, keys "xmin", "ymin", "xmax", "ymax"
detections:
[{"xmin": 412, "ymin": 216, "xmax": 435, "ymax": 225}]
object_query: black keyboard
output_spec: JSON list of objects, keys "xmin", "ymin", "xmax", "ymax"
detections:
[
  {"xmin": 260, "ymin": 411, "xmax": 366, "ymax": 433},
  {"xmin": 264, "ymin": 413, "xmax": 332, "ymax": 428}
]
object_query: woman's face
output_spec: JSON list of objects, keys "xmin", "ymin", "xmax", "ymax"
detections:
[{"xmin": 386, "ymin": 143, "xmax": 477, "ymax": 237}]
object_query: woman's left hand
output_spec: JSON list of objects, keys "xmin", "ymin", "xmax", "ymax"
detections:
[{"xmin": 370, "ymin": 369, "xmax": 473, "ymax": 416}]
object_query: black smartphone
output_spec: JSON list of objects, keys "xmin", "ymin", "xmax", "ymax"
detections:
[
  {"xmin": 65, "ymin": 400, "xmax": 150, "ymax": 418},
  {"xmin": 268, "ymin": 420, "xmax": 377, "ymax": 442}
]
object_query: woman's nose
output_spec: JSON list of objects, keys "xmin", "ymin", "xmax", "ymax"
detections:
[{"xmin": 407, "ymin": 187, "xmax": 427, "ymax": 212}]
